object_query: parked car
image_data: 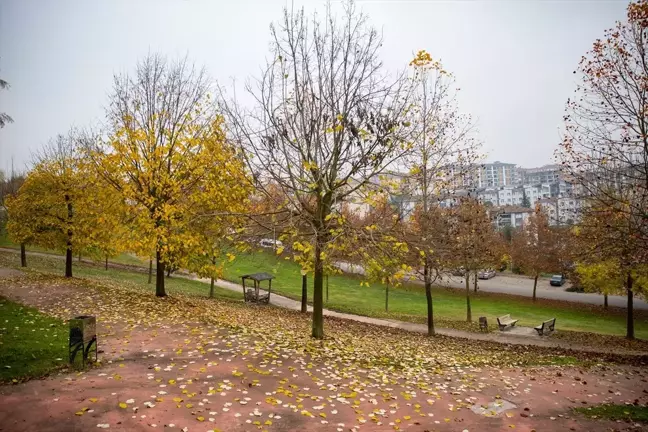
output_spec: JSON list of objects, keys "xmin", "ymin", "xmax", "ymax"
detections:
[
  {"xmin": 549, "ymin": 274, "xmax": 566, "ymax": 286},
  {"xmin": 478, "ymin": 269, "xmax": 496, "ymax": 279},
  {"xmin": 259, "ymin": 238, "xmax": 283, "ymax": 249}
]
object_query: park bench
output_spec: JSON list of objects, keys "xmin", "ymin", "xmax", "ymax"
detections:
[
  {"xmin": 497, "ymin": 314, "xmax": 518, "ymax": 331},
  {"xmin": 534, "ymin": 318, "xmax": 556, "ymax": 336}
]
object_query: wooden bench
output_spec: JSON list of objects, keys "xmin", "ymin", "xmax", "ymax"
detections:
[
  {"xmin": 534, "ymin": 318, "xmax": 556, "ymax": 336},
  {"xmin": 497, "ymin": 314, "xmax": 518, "ymax": 331}
]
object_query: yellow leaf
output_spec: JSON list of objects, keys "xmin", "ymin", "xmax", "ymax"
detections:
[{"xmin": 119, "ymin": 402, "xmax": 127, "ymax": 409}]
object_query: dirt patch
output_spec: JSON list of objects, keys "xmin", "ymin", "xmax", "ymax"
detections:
[{"xmin": 0, "ymin": 267, "xmax": 24, "ymax": 279}]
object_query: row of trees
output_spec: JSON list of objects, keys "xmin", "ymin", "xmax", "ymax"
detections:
[{"xmin": 3, "ymin": 0, "xmax": 647, "ymax": 341}]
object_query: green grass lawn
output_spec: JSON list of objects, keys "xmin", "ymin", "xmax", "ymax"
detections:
[
  {"xmin": 574, "ymin": 404, "xmax": 648, "ymax": 422},
  {"xmin": 221, "ymin": 249, "xmax": 648, "ymax": 339},
  {"xmin": 0, "ymin": 232, "xmax": 149, "ymax": 267},
  {"xmin": 0, "ymin": 296, "xmax": 69, "ymax": 382},
  {"xmin": 1, "ymin": 247, "xmax": 646, "ymax": 339}
]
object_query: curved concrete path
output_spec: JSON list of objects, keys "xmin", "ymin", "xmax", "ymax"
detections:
[{"xmin": 1, "ymin": 247, "xmax": 646, "ymax": 356}]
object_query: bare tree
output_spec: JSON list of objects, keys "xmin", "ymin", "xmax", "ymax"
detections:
[
  {"xmin": 219, "ymin": 2, "xmax": 414, "ymax": 339},
  {"xmin": 560, "ymin": 0, "xmax": 648, "ymax": 262},
  {"xmin": 0, "ymin": 71, "xmax": 13, "ymax": 128}
]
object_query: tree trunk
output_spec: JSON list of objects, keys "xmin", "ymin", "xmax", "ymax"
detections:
[
  {"xmin": 65, "ymin": 198, "xmax": 73, "ymax": 278},
  {"xmin": 105, "ymin": 255, "xmax": 108, "ymax": 270},
  {"xmin": 311, "ymin": 239, "xmax": 324, "ymax": 339},
  {"xmin": 148, "ymin": 259, "xmax": 153, "ymax": 284},
  {"xmin": 301, "ymin": 274, "xmax": 308, "ymax": 313},
  {"xmin": 155, "ymin": 250, "xmax": 166, "ymax": 297},
  {"xmin": 424, "ymin": 263, "xmax": 434, "ymax": 336},
  {"xmin": 385, "ymin": 283, "xmax": 389, "ymax": 312},
  {"xmin": 209, "ymin": 277, "xmax": 215, "ymax": 299},
  {"xmin": 473, "ymin": 270, "xmax": 478, "ymax": 292},
  {"xmin": 626, "ymin": 273, "xmax": 634, "ymax": 340},
  {"xmin": 465, "ymin": 272, "xmax": 472, "ymax": 322},
  {"xmin": 65, "ymin": 246, "xmax": 73, "ymax": 278},
  {"xmin": 166, "ymin": 266, "xmax": 172, "ymax": 278},
  {"xmin": 604, "ymin": 294, "xmax": 608, "ymax": 309},
  {"xmin": 533, "ymin": 273, "xmax": 539, "ymax": 302},
  {"xmin": 20, "ymin": 243, "xmax": 26, "ymax": 267}
]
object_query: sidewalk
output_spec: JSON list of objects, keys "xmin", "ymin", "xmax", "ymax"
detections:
[
  {"xmin": 2, "ymin": 247, "xmax": 646, "ymax": 356},
  {"xmin": 192, "ymin": 275, "xmax": 646, "ymax": 356}
]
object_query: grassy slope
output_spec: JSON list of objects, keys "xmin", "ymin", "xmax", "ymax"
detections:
[
  {"xmin": 222, "ymin": 249, "xmax": 648, "ymax": 338},
  {"xmin": 0, "ymin": 297, "xmax": 68, "ymax": 382},
  {"xmin": 0, "ymin": 247, "xmax": 645, "ymax": 339},
  {"xmin": 574, "ymin": 404, "xmax": 648, "ymax": 422},
  {"xmin": 0, "ymin": 232, "xmax": 148, "ymax": 267}
]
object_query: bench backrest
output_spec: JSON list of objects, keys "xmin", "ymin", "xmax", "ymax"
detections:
[
  {"xmin": 540, "ymin": 318, "xmax": 556, "ymax": 331},
  {"xmin": 498, "ymin": 314, "xmax": 511, "ymax": 322}
]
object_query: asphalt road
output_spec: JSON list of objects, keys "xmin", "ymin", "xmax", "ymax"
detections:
[{"xmin": 335, "ymin": 262, "xmax": 648, "ymax": 310}]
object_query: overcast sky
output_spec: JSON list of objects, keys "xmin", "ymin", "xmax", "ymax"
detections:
[{"xmin": 0, "ymin": 0, "xmax": 627, "ymax": 172}]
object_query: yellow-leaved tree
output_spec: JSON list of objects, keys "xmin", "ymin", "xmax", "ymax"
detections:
[
  {"xmin": 88, "ymin": 54, "xmax": 251, "ymax": 297},
  {"xmin": 6, "ymin": 132, "xmax": 123, "ymax": 277}
]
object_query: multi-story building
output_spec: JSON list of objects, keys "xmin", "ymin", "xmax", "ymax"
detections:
[
  {"xmin": 477, "ymin": 161, "xmax": 517, "ymax": 188},
  {"xmin": 516, "ymin": 164, "xmax": 562, "ymax": 185}
]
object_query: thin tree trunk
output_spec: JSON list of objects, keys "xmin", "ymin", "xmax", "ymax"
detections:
[
  {"xmin": 473, "ymin": 270, "xmax": 478, "ymax": 292},
  {"xmin": 20, "ymin": 243, "xmax": 26, "ymax": 267},
  {"xmin": 424, "ymin": 263, "xmax": 434, "ymax": 336},
  {"xmin": 155, "ymin": 250, "xmax": 166, "ymax": 297},
  {"xmin": 105, "ymin": 255, "xmax": 108, "ymax": 270},
  {"xmin": 465, "ymin": 272, "xmax": 472, "ymax": 322},
  {"xmin": 65, "ymin": 198, "xmax": 73, "ymax": 278},
  {"xmin": 604, "ymin": 294, "xmax": 608, "ymax": 309},
  {"xmin": 301, "ymin": 273, "xmax": 307, "ymax": 313},
  {"xmin": 312, "ymin": 239, "xmax": 324, "ymax": 339},
  {"xmin": 148, "ymin": 258, "xmax": 153, "ymax": 284},
  {"xmin": 532, "ymin": 273, "xmax": 539, "ymax": 302},
  {"xmin": 385, "ymin": 283, "xmax": 389, "ymax": 312},
  {"xmin": 166, "ymin": 266, "xmax": 172, "ymax": 278},
  {"xmin": 209, "ymin": 277, "xmax": 215, "ymax": 299},
  {"xmin": 626, "ymin": 273, "xmax": 634, "ymax": 340}
]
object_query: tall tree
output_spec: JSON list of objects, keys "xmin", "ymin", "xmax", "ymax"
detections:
[
  {"xmin": 448, "ymin": 197, "xmax": 500, "ymax": 321},
  {"xmin": 510, "ymin": 207, "xmax": 562, "ymax": 301},
  {"xmin": 560, "ymin": 0, "xmax": 648, "ymax": 265},
  {"xmin": 399, "ymin": 49, "xmax": 480, "ymax": 335},
  {"xmin": 6, "ymin": 132, "xmax": 110, "ymax": 277},
  {"xmin": 89, "ymin": 54, "xmax": 250, "ymax": 297},
  {"xmin": 219, "ymin": 2, "xmax": 414, "ymax": 339}
]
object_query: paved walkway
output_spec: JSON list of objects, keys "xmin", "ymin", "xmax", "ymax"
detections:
[
  {"xmin": 194, "ymin": 275, "xmax": 647, "ymax": 356},
  {"xmin": 336, "ymin": 261, "xmax": 648, "ymax": 310},
  {"xmin": 2, "ymin": 247, "xmax": 646, "ymax": 356}
]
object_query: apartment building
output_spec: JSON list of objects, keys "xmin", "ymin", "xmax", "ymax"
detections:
[
  {"xmin": 477, "ymin": 161, "xmax": 517, "ymax": 188},
  {"xmin": 516, "ymin": 164, "xmax": 562, "ymax": 185}
]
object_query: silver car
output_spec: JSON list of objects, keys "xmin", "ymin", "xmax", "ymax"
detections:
[{"xmin": 478, "ymin": 269, "xmax": 496, "ymax": 279}]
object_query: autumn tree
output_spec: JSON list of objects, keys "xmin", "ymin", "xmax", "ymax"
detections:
[
  {"xmin": 6, "ymin": 132, "xmax": 113, "ymax": 277},
  {"xmin": 219, "ymin": 2, "xmax": 414, "ymax": 339},
  {"xmin": 448, "ymin": 197, "xmax": 500, "ymax": 322},
  {"xmin": 574, "ymin": 206, "xmax": 647, "ymax": 338},
  {"xmin": 0, "ymin": 167, "xmax": 26, "ymax": 265},
  {"xmin": 559, "ymin": 0, "xmax": 648, "ymax": 338},
  {"xmin": 89, "ymin": 54, "xmax": 250, "ymax": 297},
  {"xmin": 398, "ymin": 49, "xmax": 480, "ymax": 335},
  {"xmin": 510, "ymin": 207, "xmax": 562, "ymax": 301}
]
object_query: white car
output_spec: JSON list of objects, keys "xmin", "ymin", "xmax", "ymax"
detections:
[
  {"xmin": 478, "ymin": 269, "xmax": 496, "ymax": 279},
  {"xmin": 259, "ymin": 238, "xmax": 283, "ymax": 249}
]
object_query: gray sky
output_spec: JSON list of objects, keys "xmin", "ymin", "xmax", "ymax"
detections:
[{"xmin": 0, "ymin": 0, "xmax": 627, "ymax": 172}]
